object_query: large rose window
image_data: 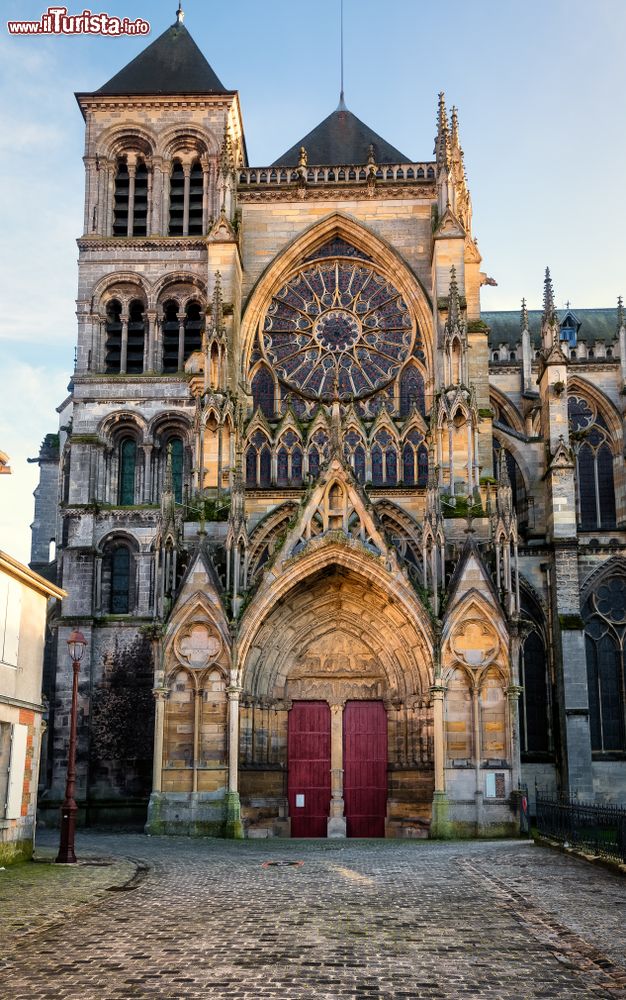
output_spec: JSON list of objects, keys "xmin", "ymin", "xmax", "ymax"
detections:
[{"xmin": 261, "ymin": 260, "xmax": 414, "ymax": 401}]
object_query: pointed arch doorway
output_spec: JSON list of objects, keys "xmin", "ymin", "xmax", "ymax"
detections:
[{"xmin": 287, "ymin": 698, "xmax": 388, "ymax": 838}]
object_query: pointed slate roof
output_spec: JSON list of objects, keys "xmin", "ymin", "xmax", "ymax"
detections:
[
  {"xmin": 272, "ymin": 99, "xmax": 409, "ymax": 166},
  {"xmin": 93, "ymin": 21, "xmax": 228, "ymax": 96}
]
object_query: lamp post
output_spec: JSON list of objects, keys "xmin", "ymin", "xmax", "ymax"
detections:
[{"xmin": 56, "ymin": 628, "xmax": 87, "ymax": 864}]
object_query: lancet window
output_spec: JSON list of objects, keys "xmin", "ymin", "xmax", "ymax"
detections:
[
  {"xmin": 105, "ymin": 299, "xmax": 123, "ymax": 373},
  {"xmin": 160, "ymin": 298, "xmax": 205, "ymax": 373},
  {"xmin": 402, "ymin": 429, "xmax": 428, "ymax": 486},
  {"xmin": 118, "ymin": 438, "xmax": 137, "ymax": 505},
  {"xmin": 568, "ymin": 396, "xmax": 616, "ymax": 530},
  {"xmin": 399, "ymin": 364, "xmax": 426, "ymax": 417},
  {"xmin": 343, "ymin": 429, "xmax": 367, "ymax": 483},
  {"xmin": 307, "ymin": 429, "xmax": 330, "ymax": 481},
  {"xmin": 251, "ymin": 365, "xmax": 275, "ymax": 419},
  {"xmin": 583, "ymin": 574, "xmax": 626, "ymax": 753},
  {"xmin": 100, "ymin": 538, "xmax": 136, "ymax": 615},
  {"xmin": 126, "ymin": 299, "xmax": 145, "ymax": 374},
  {"xmin": 246, "ymin": 431, "xmax": 272, "ymax": 488},
  {"xmin": 276, "ymin": 430, "xmax": 303, "ymax": 487},
  {"xmin": 169, "ymin": 157, "xmax": 205, "ymax": 236},
  {"xmin": 371, "ymin": 430, "xmax": 398, "ymax": 486},
  {"xmin": 519, "ymin": 594, "xmax": 551, "ymax": 755},
  {"xmin": 112, "ymin": 156, "xmax": 149, "ymax": 237}
]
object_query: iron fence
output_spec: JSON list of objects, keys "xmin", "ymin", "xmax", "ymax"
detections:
[{"xmin": 535, "ymin": 793, "xmax": 626, "ymax": 864}]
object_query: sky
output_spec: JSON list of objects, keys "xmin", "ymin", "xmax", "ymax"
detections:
[{"xmin": 0, "ymin": 0, "xmax": 625, "ymax": 564}]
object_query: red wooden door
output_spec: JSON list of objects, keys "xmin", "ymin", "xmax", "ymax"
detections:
[
  {"xmin": 343, "ymin": 701, "xmax": 388, "ymax": 838},
  {"xmin": 288, "ymin": 701, "xmax": 331, "ymax": 838}
]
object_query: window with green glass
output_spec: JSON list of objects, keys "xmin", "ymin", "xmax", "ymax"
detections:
[
  {"xmin": 170, "ymin": 438, "xmax": 183, "ymax": 504},
  {"xmin": 119, "ymin": 438, "xmax": 136, "ymax": 505}
]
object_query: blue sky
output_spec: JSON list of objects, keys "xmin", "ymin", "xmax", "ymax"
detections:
[{"xmin": 1, "ymin": 0, "xmax": 625, "ymax": 562}]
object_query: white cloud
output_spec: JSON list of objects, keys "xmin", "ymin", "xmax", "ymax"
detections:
[{"xmin": 0, "ymin": 360, "xmax": 67, "ymax": 565}]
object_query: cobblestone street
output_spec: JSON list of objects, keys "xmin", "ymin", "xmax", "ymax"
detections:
[{"xmin": 1, "ymin": 833, "xmax": 625, "ymax": 999}]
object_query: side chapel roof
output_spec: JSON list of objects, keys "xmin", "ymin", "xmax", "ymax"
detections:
[
  {"xmin": 484, "ymin": 308, "xmax": 619, "ymax": 348},
  {"xmin": 272, "ymin": 100, "xmax": 410, "ymax": 166}
]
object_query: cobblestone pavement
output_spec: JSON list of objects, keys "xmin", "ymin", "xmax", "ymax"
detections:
[{"xmin": 1, "ymin": 832, "xmax": 625, "ymax": 999}]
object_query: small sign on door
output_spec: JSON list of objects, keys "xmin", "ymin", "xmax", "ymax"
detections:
[{"xmin": 295, "ymin": 793, "xmax": 305, "ymax": 808}]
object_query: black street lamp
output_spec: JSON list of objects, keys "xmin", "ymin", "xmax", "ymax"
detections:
[{"xmin": 56, "ymin": 628, "xmax": 87, "ymax": 864}]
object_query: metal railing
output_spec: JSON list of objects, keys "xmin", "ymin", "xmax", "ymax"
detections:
[{"xmin": 535, "ymin": 793, "xmax": 626, "ymax": 864}]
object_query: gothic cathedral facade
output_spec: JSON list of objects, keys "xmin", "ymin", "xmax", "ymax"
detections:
[{"xmin": 31, "ymin": 14, "xmax": 626, "ymax": 838}]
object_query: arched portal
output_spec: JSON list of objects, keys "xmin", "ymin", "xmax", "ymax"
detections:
[{"xmin": 238, "ymin": 563, "xmax": 434, "ymax": 838}]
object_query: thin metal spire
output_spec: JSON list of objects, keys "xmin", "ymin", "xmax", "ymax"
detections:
[
  {"xmin": 176, "ymin": 2, "xmax": 184, "ymax": 25},
  {"xmin": 339, "ymin": 0, "xmax": 346, "ymax": 108}
]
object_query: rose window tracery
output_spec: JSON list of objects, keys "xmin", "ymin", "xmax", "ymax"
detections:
[{"xmin": 260, "ymin": 259, "xmax": 415, "ymax": 402}]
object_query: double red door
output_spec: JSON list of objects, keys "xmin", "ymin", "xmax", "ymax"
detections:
[
  {"xmin": 287, "ymin": 701, "xmax": 331, "ymax": 838},
  {"xmin": 343, "ymin": 700, "xmax": 388, "ymax": 838},
  {"xmin": 288, "ymin": 700, "xmax": 387, "ymax": 838}
]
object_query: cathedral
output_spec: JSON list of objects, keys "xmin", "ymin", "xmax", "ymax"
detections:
[{"xmin": 31, "ymin": 11, "xmax": 626, "ymax": 839}]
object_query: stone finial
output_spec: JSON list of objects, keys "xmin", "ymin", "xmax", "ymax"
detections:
[
  {"xmin": 618, "ymin": 295, "xmax": 624, "ymax": 331},
  {"xmin": 298, "ymin": 146, "xmax": 308, "ymax": 169},
  {"xmin": 436, "ymin": 91, "xmax": 450, "ymax": 166},
  {"xmin": 520, "ymin": 297, "xmax": 528, "ymax": 331},
  {"xmin": 220, "ymin": 124, "xmax": 234, "ymax": 176},
  {"xmin": 176, "ymin": 2, "xmax": 184, "ymax": 24},
  {"xmin": 447, "ymin": 265, "xmax": 461, "ymax": 328},
  {"xmin": 212, "ymin": 271, "xmax": 224, "ymax": 333},
  {"xmin": 542, "ymin": 267, "xmax": 556, "ymax": 325},
  {"xmin": 367, "ymin": 143, "xmax": 376, "ymax": 166},
  {"xmin": 450, "ymin": 106, "xmax": 460, "ymax": 149}
]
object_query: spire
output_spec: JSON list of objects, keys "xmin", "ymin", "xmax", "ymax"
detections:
[
  {"xmin": 176, "ymin": 1, "xmax": 184, "ymax": 24},
  {"xmin": 220, "ymin": 124, "xmax": 234, "ymax": 176},
  {"xmin": 447, "ymin": 265, "xmax": 461, "ymax": 329},
  {"xmin": 450, "ymin": 106, "xmax": 460, "ymax": 150},
  {"xmin": 618, "ymin": 295, "xmax": 625, "ymax": 331},
  {"xmin": 542, "ymin": 267, "xmax": 556, "ymax": 325},
  {"xmin": 436, "ymin": 91, "xmax": 450, "ymax": 166},
  {"xmin": 339, "ymin": 0, "xmax": 345, "ymax": 107},
  {"xmin": 520, "ymin": 297, "xmax": 529, "ymax": 331},
  {"xmin": 212, "ymin": 271, "xmax": 224, "ymax": 333}
]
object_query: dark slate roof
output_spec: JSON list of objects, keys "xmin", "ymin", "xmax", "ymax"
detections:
[
  {"xmin": 483, "ymin": 309, "xmax": 619, "ymax": 348},
  {"xmin": 272, "ymin": 100, "xmax": 409, "ymax": 166},
  {"xmin": 93, "ymin": 22, "xmax": 227, "ymax": 95}
]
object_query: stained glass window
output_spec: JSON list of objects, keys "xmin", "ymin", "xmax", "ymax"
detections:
[
  {"xmin": 583, "ymin": 577, "xmax": 626, "ymax": 753},
  {"xmin": 261, "ymin": 259, "xmax": 415, "ymax": 402},
  {"xmin": 569, "ymin": 396, "xmax": 616, "ymax": 530},
  {"xmin": 119, "ymin": 438, "xmax": 136, "ymax": 505},
  {"xmin": 111, "ymin": 545, "xmax": 130, "ymax": 614},
  {"xmin": 170, "ymin": 438, "xmax": 184, "ymax": 504},
  {"xmin": 252, "ymin": 365, "xmax": 275, "ymax": 419},
  {"xmin": 519, "ymin": 630, "xmax": 550, "ymax": 753},
  {"xmin": 399, "ymin": 364, "xmax": 426, "ymax": 417}
]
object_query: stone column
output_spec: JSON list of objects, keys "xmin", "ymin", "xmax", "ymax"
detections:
[
  {"xmin": 182, "ymin": 163, "xmax": 191, "ymax": 236},
  {"xmin": 120, "ymin": 312, "xmax": 129, "ymax": 375},
  {"xmin": 146, "ymin": 310, "xmax": 157, "ymax": 372},
  {"xmin": 126, "ymin": 162, "xmax": 136, "ymax": 237},
  {"xmin": 472, "ymin": 685, "xmax": 483, "ymax": 833},
  {"xmin": 430, "ymin": 682, "xmax": 450, "ymax": 838},
  {"xmin": 192, "ymin": 688, "xmax": 202, "ymax": 793},
  {"xmin": 507, "ymin": 685, "xmax": 523, "ymax": 792},
  {"xmin": 327, "ymin": 702, "xmax": 346, "ymax": 838},
  {"xmin": 152, "ymin": 689, "xmax": 168, "ymax": 794},
  {"xmin": 225, "ymin": 674, "xmax": 243, "ymax": 838},
  {"xmin": 177, "ymin": 313, "xmax": 185, "ymax": 372}
]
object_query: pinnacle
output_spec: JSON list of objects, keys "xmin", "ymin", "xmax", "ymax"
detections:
[
  {"xmin": 520, "ymin": 297, "xmax": 529, "ymax": 331},
  {"xmin": 542, "ymin": 267, "xmax": 556, "ymax": 324},
  {"xmin": 618, "ymin": 295, "xmax": 624, "ymax": 331}
]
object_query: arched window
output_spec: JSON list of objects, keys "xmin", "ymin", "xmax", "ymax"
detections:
[
  {"xmin": 252, "ymin": 365, "xmax": 275, "ymax": 419},
  {"xmin": 292, "ymin": 447, "xmax": 303, "ymax": 486},
  {"xmin": 162, "ymin": 300, "xmax": 180, "ymax": 373},
  {"xmin": 583, "ymin": 575, "xmax": 626, "ymax": 753},
  {"xmin": 403, "ymin": 442, "xmax": 415, "ymax": 485},
  {"xmin": 246, "ymin": 431, "xmax": 272, "ymax": 488},
  {"xmin": 133, "ymin": 160, "xmax": 148, "ymax": 236},
  {"xmin": 354, "ymin": 445, "xmax": 366, "ymax": 484},
  {"xmin": 519, "ymin": 628, "xmax": 551, "ymax": 753},
  {"xmin": 371, "ymin": 445, "xmax": 383, "ymax": 485},
  {"xmin": 386, "ymin": 446, "xmax": 397, "ymax": 485},
  {"xmin": 277, "ymin": 447, "xmax": 289, "ymax": 487},
  {"xmin": 418, "ymin": 445, "xmax": 428, "ymax": 486},
  {"xmin": 113, "ymin": 158, "xmax": 129, "ymax": 236},
  {"xmin": 399, "ymin": 365, "xmax": 425, "ymax": 417},
  {"xmin": 343, "ymin": 429, "xmax": 366, "ymax": 482},
  {"xmin": 105, "ymin": 299, "xmax": 122, "ymax": 373},
  {"xmin": 127, "ymin": 299, "xmax": 145, "ymax": 374},
  {"xmin": 184, "ymin": 301, "xmax": 203, "ymax": 361},
  {"xmin": 569, "ymin": 395, "xmax": 617, "ymax": 530},
  {"xmin": 119, "ymin": 438, "xmax": 137, "ymax": 505},
  {"xmin": 169, "ymin": 438, "xmax": 184, "ymax": 504},
  {"xmin": 188, "ymin": 159, "xmax": 203, "ymax": 235},
  {"xmin": 169, "ymin": 159, "xmax": 185, "ymax": 235},
  {"xmin": 308, "ymin": 446, "xmax": 320, "ymax": 481},
  {"xmin": 111, "ymin": 545, "xmax": 131, "ymax": 613}
]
